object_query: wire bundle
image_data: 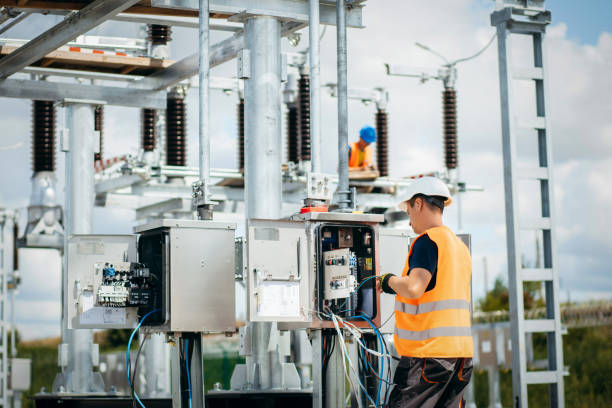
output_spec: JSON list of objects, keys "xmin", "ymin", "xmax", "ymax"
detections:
[
  {"xmin": 318, "ymin": 306, "xmax": 394, "ymax": 408},
  {"xmin": 126, "ymin": 309, "xmax": 160, "ymax": 408}
]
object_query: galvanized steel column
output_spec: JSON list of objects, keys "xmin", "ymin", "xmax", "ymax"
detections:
[
  {"xmin": 62, "ymin": 103, "xmax": 100, "ymax": 393},
  {"xmin": 309, "ymin": 0, "xmax": 322, "ymax": 173},
  {"xmin": 244, "ymin": 16, "xmax": 283, "ymax": 389},
  {"xmin": 336, "ymin": 0, "xmax": 350, "ymax": 209},
  {"xmin": 198, "ymin": 0, "xmax": 210, "ymax": 185}
]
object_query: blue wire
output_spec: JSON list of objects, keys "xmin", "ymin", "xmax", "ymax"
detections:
[
  {"xmin": 126, "ymin": 309, "xmax": 160, "ymax": 408},
  {"xmin": 350, "ymin": 314, "xmax": 388, "ymax": 407},
  {"xmin": 185, "ymin": 339, "xmax": 192, "ymax": 408},
  {"xmin": 356, "ymin": 275, "xmax": 377, "ymax": 292},
  {"xmin": 361, "ymin": 314, "xmax": 393, "ymax": 407}
]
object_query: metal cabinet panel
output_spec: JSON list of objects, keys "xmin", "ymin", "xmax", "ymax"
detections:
[
  {"xmin": 168, "ymin": 224, "xmax": 236, "ymax": 332},
  {"xmin": 378, "ymin": 229, "xmax": 412, "ymax": 334},
  {"xmin": 67, "ymin": 234, "xmax": 140, "ymax": 329},
  {"xmin": 247, "ymin": 219, "xmax": 311, "ymax": 322}
]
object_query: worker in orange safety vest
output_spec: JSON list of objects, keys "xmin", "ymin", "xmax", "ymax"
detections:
[
  {"xmin": 348, "ymin": 125, "xmax": 377, "ymax": 170},
  {"xmin": 377, "ymin": 176, "xmax": 474, "ymax": 408}
]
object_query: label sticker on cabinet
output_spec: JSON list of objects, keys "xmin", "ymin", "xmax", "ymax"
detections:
[
  {"xmin": 257, "ymin": 281, "xmax": 300, "ymax": 317},
  {"xmin": 80, "ymin": 307, "xmax": 126, "ymax": 325}
]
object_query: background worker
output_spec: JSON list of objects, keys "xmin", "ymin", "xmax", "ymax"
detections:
[
  {"xmin": 349, "ymin": 125, "xmax": 377, "ymax": 170},
  {"xmin": 377, "ymin": 177, "xmax": 474, "ymax": 408}
]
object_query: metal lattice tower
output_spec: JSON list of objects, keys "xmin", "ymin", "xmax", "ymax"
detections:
[{"xmin": 491, "ymin": 2, "xmax": 564, "ymax": 406}]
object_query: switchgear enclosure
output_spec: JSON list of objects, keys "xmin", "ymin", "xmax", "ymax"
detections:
[
  {"xmin": 67, "ymin": 220, "xmax": 236, "ymax": 332},
  {"xmin": 66, "ymin": 234, "xmax": 140, "ymax": 329},
  {"xmin": 248, "ymin": 212, "xmax": 383, "ymax": 329},
  {"xmin": 134, "ymin": 219, "xmax": 236, "ymax": 333}
]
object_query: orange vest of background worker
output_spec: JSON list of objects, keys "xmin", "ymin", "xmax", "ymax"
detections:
[
  {"xmin": 348, "ymin": 125, "xmax": 376, "ymax": 169},
  {"xmin": 377, "ymin": 176, "xmax": 474, "ymax": 408}
]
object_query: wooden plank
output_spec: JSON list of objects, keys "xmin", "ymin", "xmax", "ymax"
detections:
[
  {"xmin": 0, "ymin": 1, "xmax": 228, "ymax": 18},
  {"xmin": 349, "ymin": 169, "xmax": 380, "ymax": 180},
  {"xmin": 40, "ymin": 58, "xmax": 56, "ymax": 67},
  {"xmin": 0, "ymin": 45, "xmax": 174, "ymax": 75},
  {"xmin": 119, "ymin": 65, "xmax": 137, "ymax": 75}
]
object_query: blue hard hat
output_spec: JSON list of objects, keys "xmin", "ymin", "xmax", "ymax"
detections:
[{"xmin": 359, "ymin": 125, "xmax": 377, "ymax": 143}]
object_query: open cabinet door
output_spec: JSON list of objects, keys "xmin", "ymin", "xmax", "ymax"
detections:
[
  {"xmin": 247, "ymin": 219, "xmax": 311, "ymax": 323},
  {"xmin": 67, "ymin": 234, "xmax": 140, "ymax": 329}
]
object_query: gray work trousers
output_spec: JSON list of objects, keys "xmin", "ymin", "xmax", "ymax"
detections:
[{"xmin": 387, "ymin": 357, "xmax": 473, "ymax": 408}]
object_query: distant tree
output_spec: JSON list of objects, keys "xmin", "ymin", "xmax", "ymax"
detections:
[
  {"xmin": 8, "ymin": 329, "xmax": 21, "ymax": 347},
  {"xmin": 101, "ymin": 329, "xmax": 132, "ymax": 350},
  {"xmin": 479, "ymin": 277, "xmax": 509, "ymax": 311},
  {"xmin": 478, "ymin": 277, "xmax": 545, "ymax": 312}
]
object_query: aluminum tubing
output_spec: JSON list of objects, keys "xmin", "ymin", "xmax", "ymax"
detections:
[{"xmin": 244, "ymin": 16, "xmax": 283, "ymax": 390}]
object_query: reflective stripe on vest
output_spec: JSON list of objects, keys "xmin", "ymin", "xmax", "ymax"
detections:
[
  {"xmin": 393, "ymin": 226, "xmax": 474, "ymax": 358},
  {"xmin": 394, "ymin": 299, "xmax": 470, "ymax": 315},
  {"xmin": 395, "ymin": 326, "xmax": 472, "ymax": 341}
]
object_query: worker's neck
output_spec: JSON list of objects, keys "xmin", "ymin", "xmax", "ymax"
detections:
[{"xmin": 421, "ymin": 215, "xmax": 444, "ymax": 231}]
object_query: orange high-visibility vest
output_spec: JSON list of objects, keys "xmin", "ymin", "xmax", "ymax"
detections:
[
  {"xmin": 348, "ymin": 142, "xmax": 373, "ymax": 168},
  {"xmin": 394, "ymin": 226, "xmax": 473, "ymax": 358}
]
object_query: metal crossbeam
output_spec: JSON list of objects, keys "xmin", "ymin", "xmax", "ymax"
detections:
[
  {"xmin": 151, "ymin": 0, "xmax": 364, "ymax": 27},
  {"xmin": 138, "ymin": 21, "xmax": 304, "ymax": 90},
  {"xmin": 140, "ymin": 32, "xmax": 244, "ymax": 90},
  {"xmin": 0, "ymin": 78, "xmax": 167, "ymax": 108},
  {"xmin": 0, "ymin": 0, "xmax": 140, "ymax": 79}
]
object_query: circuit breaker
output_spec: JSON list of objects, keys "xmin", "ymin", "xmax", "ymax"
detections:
[
  {"xmin": 67, "ymin": 220, "xmax": 236, "ymax": 332},
  {"xmin": 247, "ymin": 212, "xmax": 383, "ymax": 328}
]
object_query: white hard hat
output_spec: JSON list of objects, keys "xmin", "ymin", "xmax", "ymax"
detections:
[{"xmin": 398, "ymin": 177, "xmax": 453, "ymax": 211}]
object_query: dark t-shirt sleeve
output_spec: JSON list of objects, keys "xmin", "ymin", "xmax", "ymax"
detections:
[{"xmin": 408, "ymin": 233, "xmax": 438, "ymax": 292}]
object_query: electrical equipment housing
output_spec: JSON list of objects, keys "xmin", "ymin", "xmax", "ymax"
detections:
[
  {"xmin": 67, "ymin": 220, "xmax": 236, "ymax": 332},
  {"xmin": 247, "ymin": 212, "xmax": 383, "ymax": 329}
]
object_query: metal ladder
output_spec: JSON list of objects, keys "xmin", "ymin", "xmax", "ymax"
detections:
[{"xmin": 491, "ymin": 2, "xmax": 564, "ymax": 407}]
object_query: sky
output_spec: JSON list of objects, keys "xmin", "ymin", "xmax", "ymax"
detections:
[{"xmin": 0, "ymin": 0, "xmax": 611, "ymax": 339}]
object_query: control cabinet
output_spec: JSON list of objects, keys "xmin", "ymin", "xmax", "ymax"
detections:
[
  {"xmin": 247, "ymin": 212, "xmax": 383, "ymax": 329},
  {"xmin": 67, "ymin": 220, "xmax": 236, "ymax": 332}
]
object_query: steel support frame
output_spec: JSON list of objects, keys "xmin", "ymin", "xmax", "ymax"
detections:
[
  {"xmin": 0, "ymin": 0, "xmax": 141, "ymax": 79},
  {"xmin": 242, "ymin": 16, "xmax": 284, "ymax": 390},
  {"xmin": 54, "ymin": 102, "xmax": 104, "ymax": 393},
  {"xmin": 0, "ymin": 78, "xmax": 167, "ymax": 109},
  {"xmin": 138, "ymin": 21, "xmax": 304, "ymax": 91},
  {"xmin": 150, "ymin": 0, "xmax": 364, "ymax": 27},
  {"xmin": 335, "ymin": 0, "xmax": 350, "ymax": 210},
  {"xmin": 492, "ymin": 5, "xmax": 564, "ymax": 407}
]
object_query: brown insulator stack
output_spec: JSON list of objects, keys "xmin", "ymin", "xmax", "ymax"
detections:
[
  {"xmin": 142, "ymin": 108, "xmax": 157, "ymax": 152},
  {"xmin": 148, "ymin": 24, "xmax": 172, "ymax": 45},
  {"xmin": 287, "ymin": 105, "xmax": 300, "ymax": 163},
  {"xmin": 298, "ymin": 75, "xmax": 311, "ymax": 161},
  {"xmin": 237, "ymin": 98, "xmax": 245, "ymax": 170},
  {"xmin": 443, "ymin": 88, "xmax": 458, "ymax": 170},
  {"xmin": 32, "ymin": 100, "xmax": 55, "ymax": 173},
  {"xmin": 166, "ymin": 96, "xmax": 187, "ymax": 166},
  {"xmin": 375, "ymin": 109, "xmax": 389, "ymax": 177},
  {"xmin": 94, "ymin": 106, "xmax": 103, "ymax": 162}
]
